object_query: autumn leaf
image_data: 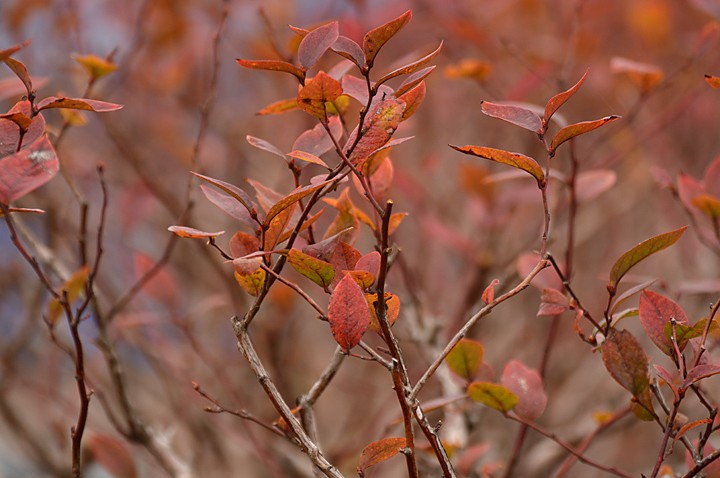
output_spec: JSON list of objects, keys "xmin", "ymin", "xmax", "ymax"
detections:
[
  {"xmin": 376, "ymin": 42, "xmax": 443, "ymax": 86},
  {"xmin": 501, "ymin": 360, "xmax": 547, "ymax": 421},
  {"xmin": 544, "ymin": 69, "xmax": 588, "ymax": 125},
  {"xmin": 36, "ymin": 97, "xmax": 123, "ymax": 112},
  {"xmin": 167, "ymin": 226, "xmax": 225, "ymax": 239},
  {"xmin": 47, "ymin": 266, "xmax": 89, "ymax": 326},
  {"xmin": 705, "ymin": 74, "xmax": 720, "ymax": 89},
  {"xmin": 601, "ymin": 328, "xmax": 649, "ymax": 396},
  {"xmin": 286, "ymin": 150, "xmax": 329, "ymax": 168},
  {"xmin": 328, "ymin": 274, "xmax": 370, "ymax": 351},
  {"xmin": 549, "ymin": 116, "xmax": 620, "ymax": 153},
  {"xmin": 446, "ymin": 339, "xmax": 484, "ymax": 382},
  {"xmin": 467, "ymin": 382, "xmax": 518, "ymax": 413},
  {"xmin": 608, "ymin": 226, "xmax": 687, "ymax": 292},
  {"xmin": 297, "ymin": 71, "xmax": 343, "ymax": 122},
  {"xmin": 346, "ymin": 99, "xmax": 406, "ymax": 164},
  {"xmin": 234, "ymin": 269, "xmax": 266, "ymax": 296},
  {"xmin": 537, "ymin": 288, "xmax": 569, "ymax": 316},
  {"xmin": 287, "ymin": 248, "xmax": 335, "ymax": 289},
  {"xmin": 246, "ymin": 135, "xmax": 286, "ymax": 160},
  {"xmin": 358, "ymin": 437, "xmax": 406, "ymax": 474},
  {"xmin": 331, "ymin": 36, "xmax": 366, "ymax": 69},
  {"xmin": 0, "ymin": 133, "xmax": 58, "ymax": 204},
  {"xmin": 73, "ymin": 53, "xmax": 118, "ymax": 79},
  {"xmin": 297, "ymin": 22, "xmax": 339, "ymax": 71},
  {"xmin": 366, "ymin": 292, "xmax": 400, "ymax": 334},
  {"xmin": 264, "ymin": 179, "xmax": 332, "ymax": 226},
  {"xmin": 256, "ymin": 97, "xmax": 298, "ymax": 115},
  {"xmin": 193, "ymin": 173, "xmax": 256, "ymax": 220},
  {"xmin": 611, "ymin": 57, "xmax": 664, "ymax": 93},
  {"xmin": 480, "ymin": 101, "xmax": 542, "ymax": 134},
  {"xmin": 236, "ymin": 58, "xmax": 305, "ymax": 83},
  {"xmin": 363, "ymin": 10, "xmax": 412, "ymax": 66},
  {"xmin": 395, "ymin": 66, "xmax": 435, "ymax": 97},
  {"xmin": 639, "ymin": 290, "xmax": 689, "ymax": 356},
  {"xmin": 450, "ymin": 145, "xmax": 544, "ymax": 187},
  {"xmin": 482, "ymin": 279, "xmax": 500, "ymax": 304},
  {"xmin": 398, "ymin": 81, "xmax": 426, "ymax": 121}
]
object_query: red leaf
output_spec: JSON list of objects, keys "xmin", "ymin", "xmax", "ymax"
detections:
[
  {"xmin": 395, "ymin": 65, "xmax": 436, "ymax": 96},
  {"xmin": 601, "ymin": 328, "xmax": 649, "ymax": 396},
  {"xmin": 286, "ymin": 150, "xmax": 329, "ymax": 168},
  {"xmin": 683, "ymin": 364, "xmax": 720, "ymax": 388},
  {"xmin": 298, "ymin": 22, "xmax": 339, "ymax": 71},
  {"xmin": 0, "ymin": 41, "xmax": 29, "ymax": 62},
  {"xmin": 236, "ymin": 58, "xmax": 304, "ymax": 83},
  {"xmin": 639, "ymin": 290, "xmax": 689, "ymax": 356},
  {"xmin": 363, "ymin": 10, "xmax": 412, "ymax": 66},
  {"xmin": 0, "ymin": 133, "xmax": 58, "ymax": 204},
  {"xmin": 480, "ymin": 101, "xmax": 542, "ymax": 134},
  {"xmin": 229, "ymin": 231, "xmax": 261, "ymax": 258},
  {"xmin": 537, "ymin": 288, "xmax": 569, "ymax": 316},
  {"xmin": 481, "ymin": 279, "xmax": 500, "ymax": 304},
  {"xmin": 36, "ymin": 96, "xmax": 123, "ymax": 112},
  {"xmin": 297, "ymin": 71, "xmax": 343, "ymax": 122},
  {"xmin": 3, "ymin": 58, "xmax": 32, "ymax": 96},
  {"xmin": 450, "ymin": 145, "xmax": 544, "ymax": 186},
  {"xmin": 549, "ymin": 116, "xmax": 620, "ymax": 153},
  {"xmin": 328, "ymin": 274, "xmax": 370, "ymax": 351},
  {"xmin": 331, "ymin": 36, "xmax": 366, "ymax": 69},
  {"xmin": 575, "ymin": 169, "xmax": 617, "ymax": 202},
  {"xmin": 398, "ymin": 81, "xmax": 426, "ymax": 121},
  {"xmin": 544, "ymin": 69, "xmax": 588, "ymax": 124},
  {"xmin": 330, "ymin": 242, "xmax": 362, "ymax": 286},
  {"xmin": 346, "ymin": 99, "xmax": 406, "ymax": 165},
  {"xmin": 501, "ymin": 360, "xmax": 548, "ymax": 421},
  {"xmin": 355, "ymin": 251, "xmax": 381, "ymax": 278},
  {"xmin": 291, "ymin": 115, "xmax": 344, "ymax": 158},
  {"xmin": 358, "ymin": 437, "xmax": 407, "ymax": 473}
]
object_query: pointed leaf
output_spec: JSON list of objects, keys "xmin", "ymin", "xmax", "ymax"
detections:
[
  {"xmin": 265, "ymin": 179, "xmax": 332, "ymax": 226},
  {"xmin": 192, "ymin": 172, "xmax": 255, "ymax": 219},
  {"xmin": 0, "ymin": 207, "xmax": 45, "ymax": 218},
  {"xmin": 302, "ymin": 227, "xmax": 354, "ymax": 262},
  {"xmin": 480, "ymin": 101, "xmax": 542, "ymax": 134},
  {"xmin": 358, "ymin": 437, "xmax": 407, "ymax": 473},
  {"xmin": 467, "ymin": 382, "xmax": 518, "ymax": 413},
  {"xmin": 355, "ymin": 251, "xmax": 381, "ymax": 278},
  {"xmin": 328, "ymin": 274, "xmax": 370, "ymax": 351},
  {"xmin": 286, "ymin": 150, "xmax": 329, "ymax": 168},
  {"xmin": 666, "ymin": 319, "xmax": 718, "ymax": 352},
  {"xmin": 298, "ymin": 22, "xmax": 339, "ymax": 71},
  {"xmin": 167, "ymin": 226, "xmax": 225, "ymax": 239},
  {"xmin": 346, "ymin": 99, "xmax": 405, "ymax": 164},
  {"xmin": 639, "ymin": 290, "xmax": 689, "ymax": 356},
  {"xmin": 601, "ymin": 328, "xmax": 649, "ymax": 396},
  {"xmin": 537, "ymin": 288, "xmax": 569, "ymax": 316},
  {"xmin": 264, "ymin": 204, "xmax": 295, "ymax": 250},
  {"xmin": 256, "ymin": 97, "xmax": 298, "ymax": 115},
  {"xmin": 3, "ymin": 58, "xmax": 32, "ymax": 96},
  {"xmin": 544, "ymin": 69, "xmax": 589, "ymax": 124},
  {"xmin": 366, "ymin": 292, "xmax": 400, "ymax": 333},
  {"xmin": 705, "ymin": 74, "xmax": 720, "ymax": 88},
  {"xmin": 236, "ymin": 58, "xmax": 304, "ymax": 83},
  {"xmin": 610, "ymin": 278, "xmax": 657, "ymax": 314},
  {"xmin": 36, "ymin": 97, "xmax": 123, "ymax": 112},
  {"xmin": 608, "ymin": 226, "xmax": 687, "ymax": 291},
  {"xmin": 501, "ymin": 360, "xmax": 547, "ymax": 421},
  {"xmin": 47, "ymin": 266, "xmax": 89, "ymax": 326},
  {"xmin": 450, "ymin": 145, "xmax": 544, "ymax": 186},
  {"xmin": 683, "ymin": 364, "xmax": 720, "ymax": 388},
  {"xmin": 246, "ymin": 135, "xmax": 286, "ymax": 160},
  {"xmin": 550, "ymin": 116, "xmax": 620, "ymax": 153},
  {"xmin": 482, "ymin": 279, "xmax": 500, "ymax": 304},
  {"xmin": 376, "ymin": 42, "xmax": 443, "ymax": 87},
  {"xmin": 447, "ymin": 339, "xmax": 484, "ymax": 382},
  {"xmin": 398, "ymin": 81, "xmax": 426, "ymax": 121},
  {"xmin": 287, "ymin": 248, "xmax": 335, "ymax": 289},
  {"xmin": 674, "ymin": 419, "xmax": 713, "ymax": 447},
  {"xmin": 692, "ymin": 194, "xmax": 720, "ymax": 219},
  {"xmin": 297, "ymin": 71, "xmax": 343, "ymax": 122},
  {"xmin": 388, "ymin": 212, "xmax": 407, "ymax": 235},
  {"xmin": 0, "ymin": 41, "xmax": 28, "ymax": 62},
  {"xmin": 395, "ymin": 65, "xmax": 435, "ymax": 97},
  {"xmin": 73, "ymin": 54, "xmax": 118, "ymax": 79},
  {"xmin": 363, "ymin": 10, "xmax": 412, "ymax": 65},
  {"xmin": 199, "ymin": 185, "xmax": 256, "ymax": 228}
]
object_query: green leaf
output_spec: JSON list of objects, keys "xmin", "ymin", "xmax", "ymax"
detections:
[
  {"xmin": 287, "ymin": 248, "xmax": 335, "ymax": 289},
  {"xmin": 450, "ymin": 145, "xmax": 544, "ymax": 186},
  {"xmin": 446, "ymin": 339, "xmax": 484, "ymax": 382},
  {"xmin": 363, "ymin": 10, "xmax": 412, "ymax": 66},
  {"xmin": 608, "ymin": 226, "xmax": 687, "ymax": 292},
  {"xmin": 549, "ymin": 116, "xmax": 620, "ymax": 153},
  {"xmin": 467, "ymin": 382, "xmax": 518, "ymax": 413},
  {"xmin": 601, "ymin": 328, "xmax": 649, "ymax": 396},
  {"xmin": 664, "ymin": 319, "xmax": 717, "ymax": 352},
  {"xmin": 234, "ymin": 269, "xmax": 265, "ymax": 296}
]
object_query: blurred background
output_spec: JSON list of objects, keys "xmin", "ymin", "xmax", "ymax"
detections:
[{"xmin": 1, "ymin": 0, "xmax": 720, "ymax": 476}]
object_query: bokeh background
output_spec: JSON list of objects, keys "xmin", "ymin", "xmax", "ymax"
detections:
[{"xmin": 1, "ymin": 0, "xmax": 720, "ymax": 476}]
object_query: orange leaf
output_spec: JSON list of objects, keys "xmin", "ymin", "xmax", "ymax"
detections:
[
  {"xmin": 549, "ymin": 116, "xmax": 620, "ymax": 153},
  {"xmin": 297, "ymin": 71, "xmax": 343, "ymax": 122},
  {"xmin": 611, "ymin": 57, "xmax": 664, "ymax": 93},
  {"xmin": 358, "ymin": 437, "xmax": 407, "ymax": 473},
  {"xmin": 481, "ymin": 279, "xmax": 499, "ymax": 304},
  {"xmin": 347, "ymin": 99, "xmax": 405, "ymax": 164},
  {"xmin": 256, "ymin": 97, "xmax": 298, "ymax": 115},
  {"xmin": 544, "ymin": 69, "xmax": 588, "ymax": 124},
  {"xmin": 236, "ymin": 58, "xmax": 304, "ymax": 83},
  {"xmin": 36, "ymin": 96, "xmax": 123, "ymax": 112},
  {"xmin": 450, "ymin": 145, "xmax": 544, "ymax": 186},
  {"xmin": 73, "ymin": 53, "xmax": 118, "ymax": 79},
  {"xmin": 167, "ymin": 225, "xmax": 224, "ymax": 239},
  {"xmin": 705, "ymin": 74, "xmax": 720, "ymax": 89},
  {"xmin": 363, "ymin": 10, "xmax": 412, "ymax": 65},
  {"xmin": 398, "ymin": 81, "xmax": 426, "ymax": 121},
  {"xmin": 376, "ymin": 42, "xmax": 442, "ymax": 86},
  {"xmin": 366, "ymin": 292, "xmax": 400, "ymax": 333}
]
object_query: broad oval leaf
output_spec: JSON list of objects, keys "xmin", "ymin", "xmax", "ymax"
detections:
[
  {"xmin": 467, "ymin": 382, "xmax": 518, "ymax": 413},
  {"xmin": 36, "ymin": 97, "xmax": 123, "ymax": 112},
  {"xmin": 639, "ymin": 290, "xmax": 689, "ymax": 356},
  {"xmin": 328, "ymin": 274, "xmax": 370, "ymax": 351},
  {"xmin": 200, "ymin": 185, "xmax": 256, "ymax": 229},
  {"xmin": 446, "ymin": 339, "xmax": 484, "ymax": 382},
  {"xmin": 229, "ymin": 231, "xmax": 261, "ymax": 258},
  {"xmin": 298, "ymin": 22, "xmax": 339, "ymax": 71},
  {"xmin": 358, "ymin": 437, "xmax": 406, "ymax": 473},
  {"xmin": 193, "ymin": 172, "xmax": 256, "ymax": 220},
  {"xmin": 608, "ymin": 226, "xmax": 687, "ymax": 291},
  {"xmin": 346, "ymin": 99, "xmax": 405, "ymax": 164},
  {"xmin": 167, "ymin": 226, "xmax": 224, "ymax": 239},
  {"xmin": 236, "ymin": 58, "xmax": 304, "ymax": 83},
  {"xmin": 480, "ymin": 101, "xmax": 542, "ymax": 134},
  {"xmin": 363, "ymin": 10, "xmax": 412, "ymax": 65},
  {"xmin": 234, "ymin": 269, "xmax": 266, "ymax": 296},
  {"xmin": 601, "ymin": 328, "xmax": 649, "ymax": 396},
  {"xmin": 376, "ymin": 42, "xmax": 443, "ymax": 87},
  {"xmin": 501, "ymin": 360, "xmax": 547, "ymax": 421},
  {"xmin": 550, "ymin": 116, "xmax": 620, "ymax": 153},
  {"xmin": 0, "ymin": 133, "xmax": 58, "ymax": 204},
  {"xmin": 287, "ymin": 248, "xmax": 335, "ymax": 289},
  {"xmin": 355, "ymin": 251, "xmax": 381, "ymax": 279},
  {"xmin": 331, "ymin": 36, "xmax": 366, "ymax": 69},
  {"xmin": 575, "ymin": 169, "xmax": 617, "ymax": 202},
  {"xmin": 544, "ymin": 69, "xmax": 589, "ymax": 124},
  {"xmin": 297, "ymin": 71, "xmax": 343, "ymax": 122},
  {"xmin": 398, "ymin": 81, "xmax": 426, "ymax": 121},
  {"xmin": 366, "ymin": 292, "xmax": 400, "ymax": 334},
  {"xmin": 450, "ymin": 145, "xmax": 544, "ymax": 186}
]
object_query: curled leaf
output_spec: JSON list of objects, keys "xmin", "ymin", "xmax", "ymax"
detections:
[
  {"xmin": 450, "ymin": 145, "xmax": 544, "ymax": 186},
  {"xmin": 549, "ymin": 116, "xmax": 620, "ymax": 153},
  {"xmin": 236, "ymin": 58, "xmax": 304, "ymax": 83},
  {"xmin": 167, "ymin": 226, "xmax": 224, "ymax": 239},
  {"xmin": 36, "ymin": 97, "xmax": 123, "ymax": 112}
]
